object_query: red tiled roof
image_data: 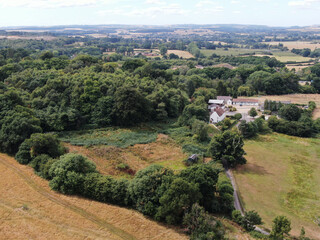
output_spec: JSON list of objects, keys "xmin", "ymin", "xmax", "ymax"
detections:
[
  {"xmin": 233, "ymin": 98, "xmax": 259, "ymax": 103},
  {"xmin": 215, "ymin": 107, "xmax": 225, "ymax": 117}
]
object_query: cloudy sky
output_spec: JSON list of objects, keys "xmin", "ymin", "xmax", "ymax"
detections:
[{"xmin": 0, "ymin": 0, "xmax": 319, "ymax": 27}]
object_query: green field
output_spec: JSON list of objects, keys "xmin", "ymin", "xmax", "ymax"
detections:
[
  {"xmin": 201, "ymin": 48, "xmax": 312, "ymax": 63},
  {"xmin": 234, "ymin": 133, "xmax": 320, "ymax": 239},
  {"xmin": 201, "ymin": 48, "xmax": 261, "ymax": 57}
]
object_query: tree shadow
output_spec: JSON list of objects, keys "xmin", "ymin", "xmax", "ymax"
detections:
[{"xmin": 236, "ymin": 162, "xmax": 270, "ymax": 175}]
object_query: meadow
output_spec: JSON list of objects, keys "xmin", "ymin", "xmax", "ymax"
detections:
[{"xmin": 234, "ymin": 133, "xmax": 320, "ymax": 239}]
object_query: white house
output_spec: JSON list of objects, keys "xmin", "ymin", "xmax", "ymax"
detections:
[
  {"xmin": 217, "ymin": 96, "xmax": 233, "ymax": 105},
  {"xmin": 210, "ymin": 107, "xmax": 226, "ymax": 123},
  {"xmin": 232, "ymin": 98, "xmax": 259, "ymax": 106}
]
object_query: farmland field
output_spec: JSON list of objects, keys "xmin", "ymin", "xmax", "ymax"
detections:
[
  {"xmin": 201, "ymin": 48, "xmax": 312, "ymax": 62},
  {"xmin": 242, "ymin": 94, "xmax": 320, "ymax": 119},
  {"xmin": 268, "ymin": 41, "xmax": 320, "ymax": 50},
  {"xmin": 234, "ymin": 134, "xmax": 320, "ymax": 239},
  {"xmin": 167, "ymin": 50, "xmax": 194, "ymax": 58},
  {"xmin": 244, "ymin": 94, "xmax": 320, "ymax": 106},
  {"xmin": 0, "ymin": 153, "xmax": 188, "ymax": 240}
]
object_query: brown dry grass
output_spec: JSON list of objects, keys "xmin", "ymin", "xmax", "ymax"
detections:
[
  {"xmin": 167, "ymin": 50, "xmax": 194, "ymax": 59},
  {"xmin": 269, "ymin": 41, "xmax": 320, "ymax": 50},
  {"xmin": 245, "ymin": 94, "xmax": 320, "ymax": 105},
  {"xmin": 243, "ymin": 94, "xmax": 320, "ymax": 119},
  {"xmin": 65, "ymin": 134, "xmax": 188, "ymax": 177},
  {"xmin": 312, "ymin": 108, "xmax": 320, "ymax": 119},
  {"xmin": 0, "ymin": 153, "xmax": 188, "ymax": 240}
]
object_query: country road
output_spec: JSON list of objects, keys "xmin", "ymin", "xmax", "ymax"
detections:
[{"xmin": 225, "ymin": 169, "xmax": 270, "ymax": 236}]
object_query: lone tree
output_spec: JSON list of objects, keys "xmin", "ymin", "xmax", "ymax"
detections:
[
  {"xmin": 249, "ymin": 107, "xmax": 258, "ymax": 117},
  {"xmin": 208, "ymin": 130, "xmax": 246, "ymax": 168},
  {"xmin": 270, "ymin": 216, "xmax": 291, "ymax": 239}
]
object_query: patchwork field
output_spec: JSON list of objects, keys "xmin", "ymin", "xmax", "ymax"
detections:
[
  {"xmin": 201, "ymin": 48, "xmax": 260, "ymax": 57},
  {"xmin": 234, "ymin": 134, "xmax": 320, "ymax": 239},
  {"xmin": 0, "ymin": 153, "xmax": 188, "ymax": 240}
]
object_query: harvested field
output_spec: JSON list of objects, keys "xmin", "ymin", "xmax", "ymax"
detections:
[
  {"xmin": 167, "ymin": 50, "xmax": 194, "ymax": 58},
  {"xmin": 269, "ymin": 41, "xmax": 320, "ymax": 50},
  {"xmin": 244, "ymin": 94, "xmax": 320, "ymax": 106},
  {"xmin": 234, "ymin": 134, "xmax": 320, "ymax": 239},
  {"xmin": 243, "ymin": 94, "xmax": 320, "ymax": 119},
  {"xmin": 0, "ymin": 153, "xmax": 188, "ymax": 240},
  {"xmin": 65, "ymin": 134, "xmax": 187, "ymax": 177}
]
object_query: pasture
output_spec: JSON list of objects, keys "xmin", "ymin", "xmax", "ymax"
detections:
[
  {"xmin": 234, "ymin": 134, "xmax": 320, "ymax": 239},
  {"xmin": 0, "ymin": 153, "xmax": 188, "ymax": 240}
]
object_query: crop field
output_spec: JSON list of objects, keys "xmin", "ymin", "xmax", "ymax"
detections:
[
  {"xmin": 167, "ymin": 50, "xmax": 194, "ymax": 58},
  {"xmin": 0, "ymin": 153, "xmax": 188, "ymax": 240},
  {"xmin": 268, "ymin": 41, "xmax": 320, "ymax": 50},
  {"xmin": 65, "ymin": 133, "xmax": 188, "ymax": 177},
  {"xmin": 234, "ymin": 134, "xmax": 320, "ymax": 239}
]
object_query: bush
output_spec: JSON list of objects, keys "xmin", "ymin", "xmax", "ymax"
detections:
[
  {"xmin": 234, "ymin": 113, "xmax": 242, "ymax": 120},
  {"xmin": 49, "ymin": 154, "xmax": 97, "ymax": 194}
]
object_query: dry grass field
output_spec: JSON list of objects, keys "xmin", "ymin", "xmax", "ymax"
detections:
[
  {"xmin": 0, "ymin": 153, "xmax": 188, "ymax": 240},
  {"xmin": 167, "ymin": 50, "xmax": 194, "ymax": 58},
  {"xmin": 65, "ymin": 134, "xmax": 188, "ymax": 177},
  {"xmin": 268, "ymin": 41, "xmax": 320, "ymax": 50},
  {"xmin": 234, "ymin": 134, "xmax": 320, "ymax": 239},
  {"xmin": 242, "ymin": 94, "xmax": 320, "ymax": 119}
]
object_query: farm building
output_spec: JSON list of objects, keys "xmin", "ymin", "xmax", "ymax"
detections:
[
  {"xmin": 208, "ymin": 99, "xmax": 224, "ymax": 105},
  {"xmin": 208, "ymin": 99, "xmax": 225, "ymax": 112},
  {"xmin": 233, "ymin": 99, "xmax": 259, "ymax": 106},
  {"xmin": 210, "ymin": 107, "xmax": 226, "ymax": 123},
  {"xmin": 217, "ymin": 96, "xmax": 233, "ymax": 105}
]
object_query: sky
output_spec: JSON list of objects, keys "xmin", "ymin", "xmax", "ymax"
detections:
[{"xmin": 0, "ymin": 0, "xmax": 320, "ymax": 27}]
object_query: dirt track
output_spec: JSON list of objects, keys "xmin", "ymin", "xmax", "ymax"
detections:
[{"xmin": 0, "ymin": 153, "xmax": 187, "ymax": 240}]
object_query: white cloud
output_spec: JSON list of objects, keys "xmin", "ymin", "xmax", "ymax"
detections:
[
  {"xmin": 288, "ymin": 0, "xmax": 320, "ymax": 7},
  {"xmin": 231, "ymin": 0, "xmax": 240, "ymax": 4},
  {"xmin": 99, "ymin": 3, "xmax": 189, "ymax": 17},
  {"xmin": 233, "ymin": 10, "xmax": 241, "ymax": 13},
  {"xmin": 145, "ymin": 0, "xmax": 166, "ymax": 5},
  {"xmin": 195, "ymin": 1, "xmax": 224, "ymax": 13},
  {"xmin": 0, "ymin": 0, "xmax": 114, "ymax": 8}
]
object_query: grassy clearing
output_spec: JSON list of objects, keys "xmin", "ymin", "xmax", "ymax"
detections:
[
  {"xmin": 59, "ymin": 128, "xmax": 158, "ymax": 148},
  {"xmin": 234, "ymin": 133, "xmax": 320, "ymax": 239},
  {"xmin": 60, "ymin": 122, "xmax": 214, "ymax": 177},
  {"xmin": 65, "ymin": 134, "xmax": 188, "ymax": 177},
  {"xmin": 0, "ymin": 153, "xmax": 187, "ymax": 240}
]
